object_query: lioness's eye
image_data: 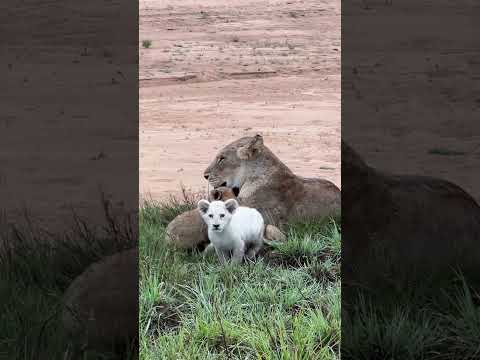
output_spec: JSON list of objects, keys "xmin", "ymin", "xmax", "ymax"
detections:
[
  {"xmin": 220, "ymin": 214, "xmax": 225, "ymax": 218},
  {"xmin": 217, "ymin": 156, "xmax": 225, "ymax": 164},
  {"xmin": 208, "ymin": 214, "xmax": 213, "ymax": 218}
]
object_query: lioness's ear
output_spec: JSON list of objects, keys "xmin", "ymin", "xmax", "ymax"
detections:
[
  {"xmin": 197, "ymin": 199, "xmax": 210, "ymax": 214},
  {"xmin": 224, "ymin": 199, "xmax": 238, "ymax": 214},
  {"xmin": 237, "ymin": 134, "xmax": 264, "ymax": 160}
]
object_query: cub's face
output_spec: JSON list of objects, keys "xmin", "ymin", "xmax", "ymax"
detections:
[
  {"xmin": 203, "ymin": 135, "xmax": 264, "ymax": 190},
  {"xmin": 197, "ymin": 199, "xmax": 238, "ymax": 233}
]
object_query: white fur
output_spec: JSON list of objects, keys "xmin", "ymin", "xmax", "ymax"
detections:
[{"xmin": 197, "ymin": 199, "xmax": 264, "ymax": 264}]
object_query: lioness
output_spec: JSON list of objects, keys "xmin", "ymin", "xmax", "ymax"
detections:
[
  {"xmin": 204, "ymin": 134, "xmax": 341, "ymax": 225},
  {"xmin": 166, "ymin": 135, "xmax": 339, "ymax": 249},
  {"xmin": 342, "ymin": 140, "xmax": 480, "ymax": 286}
]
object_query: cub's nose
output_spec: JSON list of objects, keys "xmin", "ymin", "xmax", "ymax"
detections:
[
  {"xmin": 213, "ymin": 224, "xmax": 220, "ymax": 230},
  {"xmin": 204, "ymin": 172, "xmax": 210, "ymax": 180}
]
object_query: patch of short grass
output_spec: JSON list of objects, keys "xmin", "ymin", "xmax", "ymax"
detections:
[
  {"xmin": 344, "ymin": 265, "xmax": 480, "ymax": 359},
  {"xmin": 270, "ymin": 219, "xmax": 340, "ymax": 265},
  {"xmin": 142, "ymin": 40, "xmax": 152, "ymax": 49},
  {"xmin": 139, "ymin": 197, "xmax": 341, "ymax": 359},
  {"xmin": 428, "ymin": 147, "xmax": 466, "ymax": 156}
]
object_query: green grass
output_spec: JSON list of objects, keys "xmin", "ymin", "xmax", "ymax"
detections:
[
  {"xmin": 5, "ymin": 194, "xmax": 480, "ymax": 359},
  {"xmin": 0, "ymin": 200, "xmax": 137, "ymax": 359},
  {"xmin": 343, "ymin": 274, "xmax": 480, "ymax": 360},
  {"xmin": 138, "ymin": 189, "xmax": 480, "ymax": 360},
  {"xmin": 139, "ymin": 198, "xmax": 341, "ymax": 360},
  {"xmin": 428, "ymin": 147, "xmax": 466, "ymax": 156},
  {"xmin": 142, "ymin": 40, "xmax": 152, "ymax": 49}
]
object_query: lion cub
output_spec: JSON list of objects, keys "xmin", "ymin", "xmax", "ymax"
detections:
[{"xmin": 198, "ymin": 199, "xmax": 264, "ymax": 264}]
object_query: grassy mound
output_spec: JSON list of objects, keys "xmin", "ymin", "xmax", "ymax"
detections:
[{"xmin": 139, "ymin": 198, "xmax": 341, "ymax": 360}]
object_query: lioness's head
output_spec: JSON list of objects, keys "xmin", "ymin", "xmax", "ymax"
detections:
[{"xmin": 203, "ymin": 134, "xmax": 265, "ymax": 191}]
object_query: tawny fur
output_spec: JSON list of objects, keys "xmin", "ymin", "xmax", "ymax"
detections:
[
  {"xmin": 164, "ymin": 210, "xmax": 209, "ymax": 249},
  {"xmin": 203, "ymin": 134, "xmax": 341, "ymax": 225},
  {"xmin": 167, "ymin": 133, "xmax": 339, "ymax": 250},
  {"xmin": 62, "ymin": 248, "xmax": 138, "ymax": 355},
  {"xmin": 166, "ymin": 132, "xmax": 341, "ymax": 250},
  {"xmin": 342, "ymin": 141, "xmax": 480, "ymax": 285}
]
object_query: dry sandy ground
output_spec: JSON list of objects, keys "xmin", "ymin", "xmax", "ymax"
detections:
[
  {"xmin": 343, "ymin": 0, "xmax": 480, "ymax": 202},
  {"xmin": 139, "ymin": 0, "xmax": 341, "ymax": 201},
  {"xmin": 1, "ymin": 0, "xmax": 138, "ymax": 230}
]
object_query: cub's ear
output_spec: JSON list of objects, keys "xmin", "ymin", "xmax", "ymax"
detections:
[
  {"xmin": 210, "ymin": 189, "xmax": 221, "ymax": 201},
  {"xmin": 237, "ymin": 134, "xmax": 264, "ymax": 160},
  {"xmin": 224, "ymin": 199, "xmax": 239, "ymax": 214},
  {"xmin": 197, "ymin": 199, "xmax": 210, "ymax": 214},
  {"xmin": 216, "ymin": 187, "xmax": 237, "ymax": 201}
]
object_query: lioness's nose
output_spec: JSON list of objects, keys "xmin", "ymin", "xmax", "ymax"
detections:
[
  {"xmin": 213, "ymin": 224, "xmax": 219, "ymax": 229},
  {"xmin": 204, "ymin": 173, "xmax": 209, "ymax": 180}
]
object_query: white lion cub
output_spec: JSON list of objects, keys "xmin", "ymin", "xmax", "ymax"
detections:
[{"xmin": 197, "ymin": 199, "xmax": 264, "ymax": 264}]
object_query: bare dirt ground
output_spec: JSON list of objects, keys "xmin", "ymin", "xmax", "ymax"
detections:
[
  {"xmin": 139, "ymin": 0, "xmax": 341, "ymax": 201},
  {"xmin": 2, "ymin": 0, "xmax": 138, "ymax": 230},
  {"xmin": 343, "ymin": 1, "xmax": 480, "ymax": 202}
]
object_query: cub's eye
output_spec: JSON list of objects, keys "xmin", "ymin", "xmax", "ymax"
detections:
[
  {"xmin": 217, "ymin": 156, "xmax": 225, "ymax": 164},
  {"xmin": 220, "ymin": 214, "xmax": 225, "ymax": 218},
  {"xmin": 208, "ymin": 214, "xmax": 213, "ymax": 218}
]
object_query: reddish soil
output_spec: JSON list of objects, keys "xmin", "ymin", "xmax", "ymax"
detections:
[
  {"xmin": 343, "ymin": 1, "xmax": 480, "ymax": 202},
  {"xmin": 2, "ymin": 0, "xmax": 138, "ymax": 230},
  {"xmin": 140, "ymin": 0, "xmax": 341, "ymax": 201}
]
